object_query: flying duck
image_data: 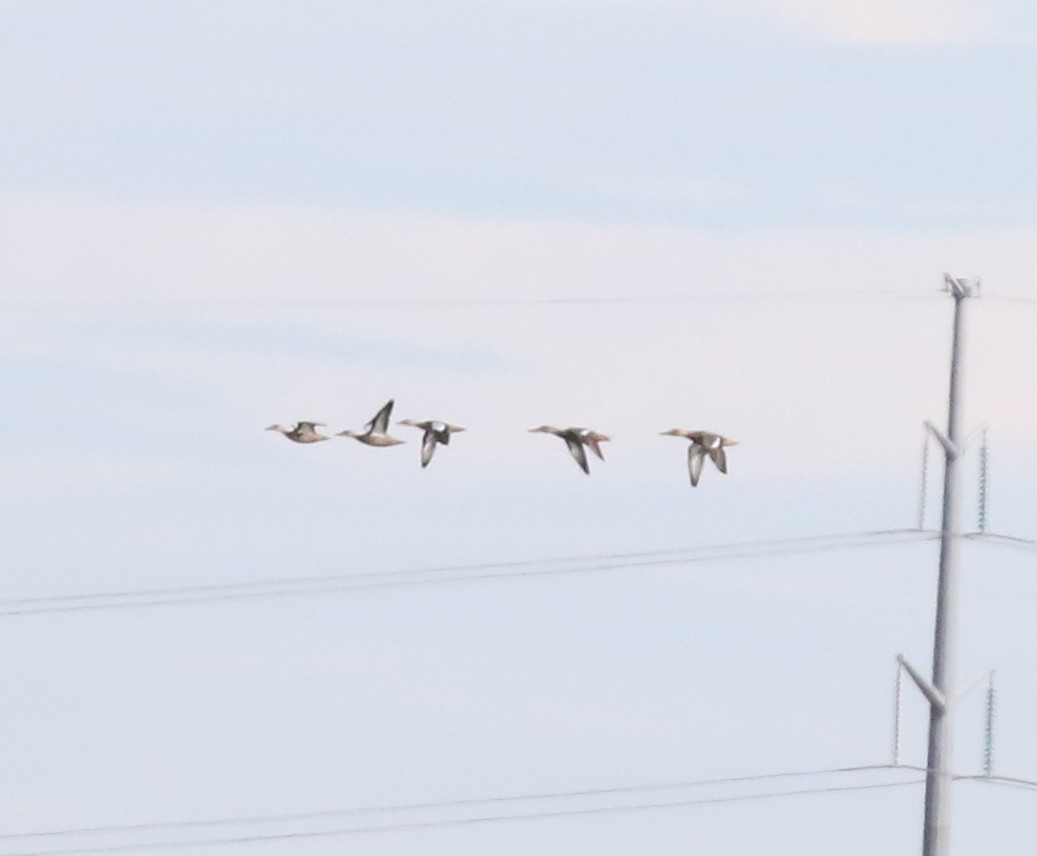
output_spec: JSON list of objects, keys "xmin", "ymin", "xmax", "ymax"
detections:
[
  {"xmin": 529, "ymin": 425, "xmax": 610, "ymax": 474},
  {"xmin": 337, "ymin": 400, "xmax": 405, "ymax": 447},
  {"xmin": 265, "ymin": 421, "xmax": 330, "ymax": 444},
  {"xmin": 398, "ymin": 419, "xmax": 466, "ymax": 467},
  {"xmin": 660, "ymin": 429, "xmax": 737, "ymax": 486}
]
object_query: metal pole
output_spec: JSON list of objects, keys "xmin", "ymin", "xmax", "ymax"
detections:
[{"xmin": 921, "ymin": 276, "xmax": 973, "ymax": 856}]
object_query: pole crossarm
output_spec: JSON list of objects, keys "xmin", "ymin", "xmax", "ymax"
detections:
[
  {"xmin": 943, "ymin": 272, "xmax": 979, "ymax": 298},
  {"xmin": 923, "ymin": 421, "xmax": 960, "ymax": 461},
  {"xmin": 898, "ymin": 654, "xmax": 947, "ymax": 713}
]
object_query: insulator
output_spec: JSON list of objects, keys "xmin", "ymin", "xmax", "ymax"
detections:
[{"xmin": 978, "ymin": 430, "xmax": 989, "ymax": 534}]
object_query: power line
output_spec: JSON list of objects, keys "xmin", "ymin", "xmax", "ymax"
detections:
[
  {"xmin": 9, "ymin": 288, "xmax": 1034, "ymax": 317},
  {"xmin": 0, "ymin": 778, "xmax": 925, "ymax": 856},
  {"xmin": 0, "ymin": 764, "xmax": 905, "ymax": 842},
  {"xmin": 6, "ymin": 530, "xmax": 921, "ymax": 605},
  {"xmin": 959, "ymin": 774, "xmax": 1037, "ymax": 792},
  {"xmin": 14, "ymin": 760, "xmax": 995, "ymax": 852},
  {"xmin": 979, "ymin": 295, "xmax": 1037, "ymax": 306},
  {"xmin": 0, "ymin": 289, "xmax": 940, "ymax": 314},
  {"xmin": 0, "ymin": 528, "xmax": 930, "ymax": 606},
  {"xmin": 963, "ymin": 532, "xmax": 1037, "ymax": 552},
  {"xmin": 0, "ymin": 529, "xmax": 937, "ymax": 619}
]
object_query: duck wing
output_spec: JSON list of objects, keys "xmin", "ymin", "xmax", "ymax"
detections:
[
  {"xmin": 420, "ymin": 429, "xmax": 439, "ymax": 467},
  {"xmin": 709, "ymin": 445, "xmax": 728, "ymax": 474},
  {"xmin": 687, "ymin": 444, "xmax": 705, "ymax": 486},
  {"xmin": 564, "ymin": 434, "xmax": 590, "ymax": 474},
  {"xmin": 428, "ymin": 421, "xmax": 452, "ymax": 446},
  {"xmin": 369, "ymin": 399, "xmax": 395, "ymax": 434}
]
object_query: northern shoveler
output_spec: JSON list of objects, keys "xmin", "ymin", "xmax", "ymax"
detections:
[
  {"xmin": 529, "ymin": 425, "xmax": 610, "ymax": 474},
  {"xmin": 337, "ymin": 400, "xmax": 405, "ymax": 447},
  {"xmin": 265, "ymin": 421, "xmax": 330, "ymax": 444},
  {"xmin": 398, "ymin": 418, "xmax": 466, "ymax": 467},
  {"xmin": 660, "ymin": 429, "xmax": 737, "ymax": 486}
]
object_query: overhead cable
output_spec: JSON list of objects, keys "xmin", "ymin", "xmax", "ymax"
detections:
[
  {"xmin": 0, "ymin": 763, "xmax": 902, "ymax": 842},
  {"xmin": 0, "ymin": 289, "xmax": 941, "ymax": 314},
  {"xmin": 0, "ymin": 778, "xmax": 925, "ymax": 856},
  {"xmin": 0, "ymin": 529, "xmax": 937, "ymax": 619}
]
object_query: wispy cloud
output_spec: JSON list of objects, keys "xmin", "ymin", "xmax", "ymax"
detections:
[
  {"xmin": 498, "ymin": 0, "xmax": 1013, "ymax": 45},
  {"xmin": 4, "ymin": 197, "xmax": 1037, "ymax": 486},
  {"xmin": 586, "ymin": 176, "xmax": 745, "ymax": 207},
  {"xmin": 746, "ymin": 0, "xmax": 1003, "ymax": 46}
]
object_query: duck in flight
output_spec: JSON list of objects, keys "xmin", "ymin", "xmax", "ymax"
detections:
[
  {"xmin": 529, "ymin": 425, "xmax": 610, "ymax": 474},
  {"xmin": 398, "ymin": 418, "xmax": 466, "ymax": 467},
  {"xmin": 660, "ymin": 429, "xmax": 737, "ymax": 486},
  {"xmin": 337, "ymin": 400, "xmax": 405, "ymax": 447},
  {"xmin": 265, "ymin": 421, "xmax": 330, "ymax": 444}
]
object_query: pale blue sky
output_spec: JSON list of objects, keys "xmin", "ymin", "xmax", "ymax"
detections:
[
  {"xmin": 2, "ymin": 1, "xmax": 1037, "ymax": 854},
  {"xmin": 4, "ymin": 0, "xmax": 1037, "ymax": 226}
]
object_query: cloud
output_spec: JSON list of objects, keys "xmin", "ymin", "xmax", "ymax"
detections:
[
  {"xmin": 498, "ymin": 0, "xmax": 1010, "ymax": 45},
  {"xmin": 3, "ymin": 196, "xmax": 1037, "ymax": 487},
  {"xmin": 745, "ymin": 0, "xmax": 1002, "ymax": 45},
  {"xmin": 586, "ymin": 176, "xmax": 745, "ymax": 207}
]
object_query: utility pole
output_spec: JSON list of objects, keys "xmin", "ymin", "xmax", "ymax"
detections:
[{"xmin": 899, "ymin": 273, "xmax": 977, "ymax": 856}]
